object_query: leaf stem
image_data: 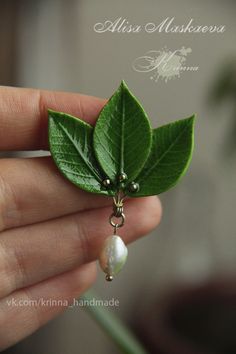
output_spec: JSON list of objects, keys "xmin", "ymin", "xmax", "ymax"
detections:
[{"xmin": 81, "ymin": 290, "xmax": 148, "ymax": 354}]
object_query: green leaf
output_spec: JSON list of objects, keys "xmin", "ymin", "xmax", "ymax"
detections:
[
  {"xmin": 48, "ymin": 110, "xmax": 114, "ymax": 196},
  {"xmin": 93, "ymin": 81, "xmax": 152, "ymax": 184},
  {"xmin": 128, "ymin": 116, "xmax": 195, "ymax": 197}
]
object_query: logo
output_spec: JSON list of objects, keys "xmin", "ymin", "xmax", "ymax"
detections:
[{"xmin": 132, "ymin": 47, "xmax": 199, "ymax": 82}]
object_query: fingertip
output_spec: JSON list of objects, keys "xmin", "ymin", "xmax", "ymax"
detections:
[
  {"xmin": 124, "ymin": 196, "xmax": 162, "ymax": 243},
  {"xmin": 76, "ymin": 261, "xmax": 97, "ymax": 290},
  {"xmin": 145, "ymin": 195, "xmax": 163, "ymax": 229}
]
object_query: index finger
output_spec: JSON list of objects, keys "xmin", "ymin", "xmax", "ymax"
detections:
[{"xmin": 0, "ymin": 86, "xmax": 106, "ymax": 151}]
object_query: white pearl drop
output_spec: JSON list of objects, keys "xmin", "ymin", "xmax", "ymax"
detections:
[{"xmin": 99, "ymin": 235, "xmax": 128, "ymax": 277}]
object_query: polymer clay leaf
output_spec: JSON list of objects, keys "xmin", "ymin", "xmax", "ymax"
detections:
[
  {"xmin": 93, "ymin": 81, "xmax": 152, "ymax": 183},
  {"xmin": 48, "ymin": 110, "xmax": 114, "ymax": 196},
  {"xmin": 128, "ymin": 116, "xmax": 195, "ymax": 197}
]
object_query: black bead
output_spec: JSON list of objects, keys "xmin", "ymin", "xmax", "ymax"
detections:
[
  {"xmin": 128, "ymin": 181, "xmax": 140, "ymax": 193},
  {"xmin": 118, "ymin": 172, "xmax": 128, "ymax": 182},
  {"xmin": 102, "ymin": 178, "xmax": 111, "ymax": 188}
]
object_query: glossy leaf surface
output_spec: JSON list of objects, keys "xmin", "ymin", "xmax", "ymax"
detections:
[
  {"xmin": 49, "ymin": 110, "xmax": 114, "ymax": 195},
  {"xmin": 128, "ymin": 116, "xmax": 195, "ymax": 197},
  {"xmin": 93, "ymin": 81, "xmax": 152, "ymax": 183}
]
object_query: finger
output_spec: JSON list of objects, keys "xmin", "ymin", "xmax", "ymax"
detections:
[
  {"xmin": 0, "ymin": 156, "xmax": 111, "ymax": 231},
  {"xmin": 0, "ymin": 197, "xmax": 161, "ymax": 298},
  {"xmin": 0, "ymin": 86, "xmax": 106, "ymax": 151},
  {"xmin": 0, "ymin": 262, "xmax": 96, "ymax": 350}
]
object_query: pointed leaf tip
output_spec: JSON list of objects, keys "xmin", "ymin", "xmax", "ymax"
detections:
[
  {"xmin": 93, "ymin": 81, "xmax": 152, "ymax": 184},
  {"xmin": 127, "ymin": 115, "xmax": 195, "ymax": 197},
  {"xmin": 120, "ymin": 79, "xmax": 127, "ymax": 88}
]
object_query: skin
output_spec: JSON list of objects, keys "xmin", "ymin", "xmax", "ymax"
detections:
[{"xmin": 0, "ymin": 86, "xmax": 162, "ymax": 349}]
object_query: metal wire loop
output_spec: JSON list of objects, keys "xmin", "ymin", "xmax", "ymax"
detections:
[{"xmin": 109, "ymin": 212, "xmax": 125, "ymax": 229}]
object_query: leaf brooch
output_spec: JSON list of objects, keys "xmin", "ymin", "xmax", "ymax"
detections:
[{"xmin": 48, "ymin": 81, "xmax": 195, "ymax": 281}]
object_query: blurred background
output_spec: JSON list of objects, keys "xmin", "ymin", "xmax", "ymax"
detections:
[{"xmin": 1, "ymin": 0, "xmax": 236, "ymax": 353}]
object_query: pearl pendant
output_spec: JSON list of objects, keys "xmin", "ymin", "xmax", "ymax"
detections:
[{"xmin": 99, "ymin": 235, "xmax": 128, "ymax": 281}]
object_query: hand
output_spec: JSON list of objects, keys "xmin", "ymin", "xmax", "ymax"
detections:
[{"xmin": 0, "ymin": 86, "xmax": 162, "ymax": 349}]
